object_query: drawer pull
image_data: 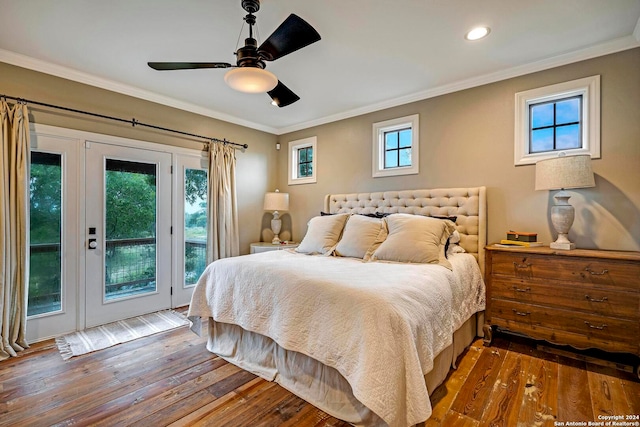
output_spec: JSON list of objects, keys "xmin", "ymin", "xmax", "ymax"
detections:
[
  {"xmin": 585, "ymin": 267, "xmax": 608, "ymax": 276},
  {"xmin": 512, "ymin": 309, "xmax": 531, "ymax": 317},
  {"xmin": 585, "ymin": 295, "xmax": 608, "ymax": 303},
  {"xmin": 512, "ymin": 286, "xmax": 531, "ymax": 293},
  {"xmin": 584, "ymin": 321, "xmax": 607, "ymax": 330},
  {"xmin": 513, "ymin": 262, "xmax": 532, "ymax": 269}
]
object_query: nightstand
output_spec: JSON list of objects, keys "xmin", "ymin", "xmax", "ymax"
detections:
[
  {"xmin": 250, "ymin": 242, "xmax": 299, "ymax": 254},
  {"xmin": 483, "ymin": 245, "xmax": 640, "ymax": 376}
]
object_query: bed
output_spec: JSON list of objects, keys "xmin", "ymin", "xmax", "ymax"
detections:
[{"xmin": 188, "ymin": 187, "xmax": 487, "ymax": 427}]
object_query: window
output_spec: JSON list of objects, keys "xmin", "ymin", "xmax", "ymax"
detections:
[
  {"xmin": 29, "ymin": 151, "xmax": 63, "ymax": 316},
  {"xmin": 530, "ymin": 96, "xmax": 582, "ymax": 153},
  {"xmin": 288, "ymin": 136, "xmax": 317, "ymax": 185},
  {"xmin": 514, "ymin": 75, "xmax": 600, "ymax": 165},
  {"xmin": 174, "ymin": 153, "xmax": 208, "ymax": 307},
  {"xmin": 298, "ymin": 146, "xmax": 313, "ymax": 178},
  {"xmin": 183, "ymin": 168, "xmax": 207, "ymax": 286},
  {"xmin": 372, "ymin": 114, "xmax": 419, "ymax": 177}
]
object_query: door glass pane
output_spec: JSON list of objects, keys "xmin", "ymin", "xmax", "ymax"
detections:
[
  {"xmin": 29, "ymin": 152, "xmax": 62, "ymax": 316},
  {"xmin": 184, "ymin": 168, "xmax": 207, "ymax": 286},
  {"xmin": 105, "ymin": 159, "xmax": 157, "ymax": 301}
]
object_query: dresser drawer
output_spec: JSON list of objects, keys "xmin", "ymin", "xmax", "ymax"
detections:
[
  {"xmin": 491, "ymin": 315, "xmax": 639, "ymax": 355},
  {"xmin": 490, "ymin": 252, "xmax": 639, "ymax": 291},
  {"xmin": 490, "ymin": 277, "xmax": 639, "ymax": 319},
  {"xmin": 491, "ymin": 299, "xmax": 639, "ymax": 347}
]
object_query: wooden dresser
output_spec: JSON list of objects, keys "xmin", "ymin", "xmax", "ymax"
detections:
[{"xmin": 483, "ymin": 245, "xmax": 640, "ymax": 363}]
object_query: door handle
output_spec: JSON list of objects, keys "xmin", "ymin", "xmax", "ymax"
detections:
[{"xmin": 88, "ymin": 239, "xmax": 98, "ymax": 249}]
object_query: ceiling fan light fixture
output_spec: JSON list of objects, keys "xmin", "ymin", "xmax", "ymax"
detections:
[
  {"xmin": 224, "ymin": 67, "xmax": 278, "ymax": 93},
  {"xmin": 465, "ymin": 26, "xmax": 491, "ymax": 41}
]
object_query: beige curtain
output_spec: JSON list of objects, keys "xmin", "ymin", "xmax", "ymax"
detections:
[
  {"xmin": 206, "ymin": 143, "xmax": 239, "ymax": 262},
  {"xmin": 0, "ymin": 100, "xmax": 30, "ymax": 360}
]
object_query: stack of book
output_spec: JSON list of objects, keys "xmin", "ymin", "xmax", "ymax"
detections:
[{"xmin": 498, "ymin": 231, "xmax": 543, "ymax": 247}]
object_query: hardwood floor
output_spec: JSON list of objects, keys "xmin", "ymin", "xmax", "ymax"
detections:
[{"xmin": 1, "ymin": 322, "xmax": 638, "ymax": 427}]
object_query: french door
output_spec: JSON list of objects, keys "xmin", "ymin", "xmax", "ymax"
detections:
[
  {"xmin": 27, "ymin": 125, "xmax": 206, "ymax": 341},
  {"xmin": 84, "ymin": 141, "xmax": 172, "ymax": 327}
]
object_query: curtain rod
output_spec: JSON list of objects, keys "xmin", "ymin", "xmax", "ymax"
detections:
[{"xmin": 1, "ymin": 94, "xmax": 248, "ymax": 150}]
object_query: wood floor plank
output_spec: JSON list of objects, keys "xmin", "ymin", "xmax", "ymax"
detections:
[
  {"xmin": 129, "ymin": 388, "xmax": 218, "ymax": 427},
  {"xmin": 557, "ymin": 357, "xmax": 595, "ymax": 423},
  {"xmin": 426, "ymin": 340, "xmax": 483, "ymax": 426},
  {"xmin": 206, "ymin": 368, "xmax": 258, "ymax": 398},
  {"xmin": 440, "ymin": 411, "xmax": 481, "ymax": 426},
  {"xmin": 165, "ymin": 378, "xmax": 264, "ymax": 427},
  {"xmin": 587, "ymin": 363, "xmax": 634, "ymax": 419},
  {"xmin": 215, "ymin": 380, "xmax": 293, "ymax": 427},
  {"xmin": 272, "ymin": 397, "xmax": 320, "ymax": 427},
  {"xmin": 168, "ymin": 378, "xmax": 277, "ymax": 427},
  {"xmin": 516, "ymin": 349, "xmax": 559, "ymax": 427},
  {"xmin": 622, "ymin": 375, "xmax": 640, "ymax": 416},
  {"xmin": 449, "ymin": 337, "xmax": 508, "ymax": 420},
  {"xmin": 479, "ymin": 348, "xmax": 531, "ymax": 427}
]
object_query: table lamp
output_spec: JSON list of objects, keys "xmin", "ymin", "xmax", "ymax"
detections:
[
  {"xmin": 263, "ymin": 189, "xmax": 289, "ymax": 244},
  {"xmin": 535, "ymin": 154, "xmax": 595, "ymax": 250}
]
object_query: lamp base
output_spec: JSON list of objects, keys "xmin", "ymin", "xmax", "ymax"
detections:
[
  {"xmin": 271, "ymin": 213, "xmax": 282, "ymax": 245},
  {"xmin": 550, "ymin": 241, "xmax": 575, "ymax": 250},
  {"xmin": 549, "ymin": 190, "xmax": 576, "ymax": 251}
]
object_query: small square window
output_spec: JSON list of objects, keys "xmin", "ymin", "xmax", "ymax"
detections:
[
  {"xmin": 288, "ymin": 136, "xmax": 317, "ymax": 185},
  {"xmin": 514, "ymin": 75, "xmax": 600, "ymax": 165},
  {"xmin": 529, "ymin": 96, "xmax": 582, "ymax": 154},
  {"xmin": 372, "ymin": 114, "xmax": 419, "ymax": 178}
]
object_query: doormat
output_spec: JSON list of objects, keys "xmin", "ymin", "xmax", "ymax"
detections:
[{"xmin": 55, "ymin": 310, "xmax": 189, "ymax": 360}]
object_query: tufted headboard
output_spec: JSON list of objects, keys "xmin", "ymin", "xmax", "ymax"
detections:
[{"xmin": 324, "ymin": 187, "xmax": 487, "ymax": 274}]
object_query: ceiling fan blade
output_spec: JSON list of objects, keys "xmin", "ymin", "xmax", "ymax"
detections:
[
  {"xmin": 148, "ymin": 62, "xmax": 233, "ymax": 70},
  {"xmin": 268, "ymin": 81, "xmax": 300, "ymax": 107},
  {"xmin": 258, "ymin": 14, "xmax": 321, "ymax": 61}
]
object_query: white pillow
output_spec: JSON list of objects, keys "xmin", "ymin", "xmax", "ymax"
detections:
[
  {"xmin": 296, "ymin": 213, "xmax": 350, "ymax": 255},
  {"xmin": 371, "ymin": 214, "xmax": 455, "ymax": 269},
  {"xmin": 334, "ymin": 215, "xmax": 388, "ymax": 260}
]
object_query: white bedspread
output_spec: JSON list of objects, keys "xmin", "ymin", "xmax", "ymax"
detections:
[{"xmin": 187, "ymin": 250, "xmax": 485, "ymax": 427}]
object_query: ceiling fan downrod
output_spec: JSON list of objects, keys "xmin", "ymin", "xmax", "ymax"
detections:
[{"xmin": 237, "ymin": 1, "xmax": 264, "ymax": 69}]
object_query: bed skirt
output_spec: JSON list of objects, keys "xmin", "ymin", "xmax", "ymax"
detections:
[{"xmin": 204, "ymin": 311, "xmax": 484, "ymax": 426}]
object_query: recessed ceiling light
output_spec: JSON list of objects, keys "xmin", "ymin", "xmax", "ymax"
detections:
[{"xmin": 465, "ymin": 26, "xmax": 491, "ymax": 41}]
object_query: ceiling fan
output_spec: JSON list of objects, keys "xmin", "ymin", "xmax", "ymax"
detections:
[{"xmin": 148, "ymin": 0, "xmax": 321, "ymax": 107}]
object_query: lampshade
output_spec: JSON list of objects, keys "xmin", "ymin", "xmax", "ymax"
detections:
[
  {"xmin": 224, "ymin": 67, "xmax": 278, "ymax": 93},
  {"xmin": 264, "ymin": 190, "xmax": 289, "ymax": 212},
  {"xmin": 535, "ymin": 154, "xmax": 595, "ymax": 191}
]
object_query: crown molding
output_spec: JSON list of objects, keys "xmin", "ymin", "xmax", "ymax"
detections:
[{"xmin": 0, "ymin": 49, "xmax": 278, "ymax": 134}]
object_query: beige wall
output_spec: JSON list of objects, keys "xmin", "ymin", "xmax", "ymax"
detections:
[
  {"xmin": 277, "ymin": 48, "xmax": 640, "ymax": 252},
  {"xmin": 0, "ymin": 62, "xmax": 278, "ymax": 254}
]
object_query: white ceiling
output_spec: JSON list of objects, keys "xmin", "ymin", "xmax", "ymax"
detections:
[{"xmin": 1, "ymin": 0, "xmax": 639, "ymax": 135}]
